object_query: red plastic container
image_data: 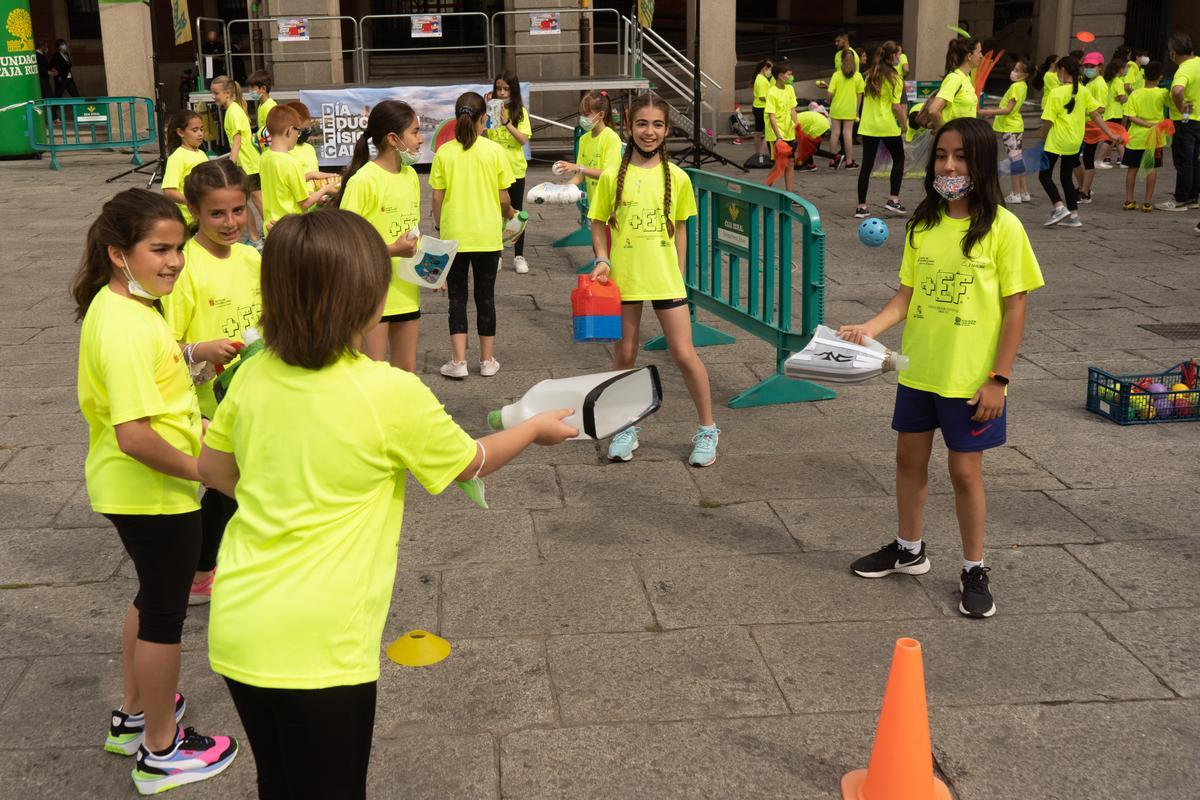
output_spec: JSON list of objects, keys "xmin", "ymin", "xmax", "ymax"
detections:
[{"xmin": 571, "ymin": 276, "xmax": 622, "ymax": 342}]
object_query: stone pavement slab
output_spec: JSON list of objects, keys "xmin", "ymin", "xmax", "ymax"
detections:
[
  {"xmin": 0, "ymin": 528, "xmax": 122, "ymax": 585},
  {"xmin": 1092, "ymin": 609, "xmax": 1200, "ymax": 698},
  {"xmin": 1065, "ymin": 540, "xmax": 1200, "ymax": 609}
]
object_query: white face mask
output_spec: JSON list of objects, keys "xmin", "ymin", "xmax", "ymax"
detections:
[
  {"xmin": 58, "ymin": 44, "xmax": 68, "ymax": 53},
  {"xmin": 121, "ymin": 255, "xmax": 160, "ymax": 301},
  {"xmin": 1138, "ymin": 56, "xmax": 1149, "ymax": 66}
]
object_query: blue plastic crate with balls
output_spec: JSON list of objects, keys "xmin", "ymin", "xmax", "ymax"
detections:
[{"xmin": 1086, "ymin": 359, "xmax": 1200, "ymax": 425}]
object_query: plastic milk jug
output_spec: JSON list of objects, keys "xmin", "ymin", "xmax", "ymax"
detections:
[
  {"xmin": 487, "ymin": 366, "xmax": 662, "ymax": 440},
  {"xmin": 502, "ymin": 211, "xmax": 529, "ymax": 248}
]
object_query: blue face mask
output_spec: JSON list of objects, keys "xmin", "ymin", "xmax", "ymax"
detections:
[{"xmin": 1083, "ymin": 67, "xmax": 1098, "ymax": 79}]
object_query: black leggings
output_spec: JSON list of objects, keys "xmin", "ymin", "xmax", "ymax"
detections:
[
  {"xmin": 447, "ymin": 250, "xmax": 499, "ymax": 336},
  {"xmin": 1039, "ymin": 151, "xmax": 1080, "ymax": 211},
  {"xmin": 1080, "ymin": 141, "xmax": 1099, "ymax": 170},
  {"xmin": 106, "ymin": 511, "xmax": 201, "ymax": 645},
  {"xmin": 858, "ymin": 135, "xmax": 904, "ymax": 203},
  {"xmin": 198, "ymin": 488, "xmax": 236, "ymax": 572},
  {"xmin": 509, "ymin": 176, "xmax": 526, "ymax": 257},
  {"xmin": 224, "ymin": 678, "xmax": 376, "ymax": 800}
]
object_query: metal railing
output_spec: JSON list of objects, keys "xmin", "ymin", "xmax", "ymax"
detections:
[
  {"xmin": 25, "ymin": 97, "xmax": 156, "ymax": 171},
  {"xmin": 489, "ymin": 8, "xmax": 625, "ymax": 76},
  {"xmin": 194, "ymin": 16, "xmax": 231, "ymax": 82},
  {"xmin": 357, "ymin": 12, "xmax": 491, "ymax": 82},
  {"xmin": 635, "ymin": 22, "xmax": 721, "ymax": 136},
  {"xmin": 227, "ymin": 16, "xmax": 362, "ymax": 84}
]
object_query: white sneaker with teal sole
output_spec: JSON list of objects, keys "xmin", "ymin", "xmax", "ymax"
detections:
[
  {"xmin": 689, "ymin": 425, "xmax": 720, "ymax": 467},
  {"xmin": 607, "ymin": 426, "xmax": 640, "ymax": 462}
]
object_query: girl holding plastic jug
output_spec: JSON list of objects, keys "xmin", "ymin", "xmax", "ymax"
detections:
[
  {"xmin": 588, "ymin": 93, "xmax": 720, "ymax": 467},
  {"xmin": 554, "ymin": 90, "xmax": 623, "ymax": 212},
  {"xmin": 837, "ymin": 118, "xmax": 1044, "ymax": 619},
  {"xmin": 334, "ymin": 101, "xmax": 423, "ymax": 372},
  {"xmin": 486, "ymin": 70, "xmax": 534, "ymax": 273}
]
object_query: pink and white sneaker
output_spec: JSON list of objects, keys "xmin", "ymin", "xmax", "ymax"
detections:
[
  {"xmin": 132, "ymin": 726, "xmax": 238, "ymax": 795},
  {"xmin": 188, "ymin": 573, "xmax": 214, "ymax": 605}
]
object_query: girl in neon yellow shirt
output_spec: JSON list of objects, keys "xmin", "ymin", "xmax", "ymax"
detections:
[
  {"xmin": 197, "ymin": 209, "xmax": 575, "ymax": 797},
  {"xmin": 554, "ymin": 89, "xmax": 623, "ymax": 208},
  {"xmin": 430, "ymin": 92, "xmax": 517, "ymax": 378},
  {"xmin": 751, "ymin": 58, "xmax": 773, "ymax": 163},
  {"xmin": 856, "ymin": 41, "xmax": 909, "ymax": 217},
  {"xmin": 211, "ymin": 75, "xmax": 263, "ymax": 246},
  {"xmin": 162, "ymin": 159, "xmax": 262, "ymax": 605},
  {"xmin": 587, "ymin": 94, "xmax": 719, "ymax": 467},
  {"xmin": 1038, "ymin": 55, "xmax": 1115, "ymax": 227},
  {"xmin": 486, "ymin": 70, "xmax": 534, "ymax": 273},
  {"xmin": 335, "ymin": 100, "xmax": 423, "ymax": 371},
  {"xmin": 837, "ymin": 118, "xmax": 1044, "ymax": 619},
  {"xmin": 161, "ymin": 110, "xmax": 208, "ymax": 228},
  {"xmin": 73, "ymin": 189, "xmax": 239, "ymax": 794},
  {"xmin": 979, "ymin": 58, "xmax": 1031, "ymax": 204},
  {"xmin": 817, "ymin": 51, "xmax": 864, "ymax": 167},
  {"xmin": 925, "ymin": 38, "xmax": 982, "ymax": 129}
]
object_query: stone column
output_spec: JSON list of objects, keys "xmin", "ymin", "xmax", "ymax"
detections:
[
  {"xmin": 261, "ymin": 0, "xmax": 345, "ymax": 87},
  {"xmin": 902, "ymin": 0, "xmax": 961, "ymax": 81},
  {"xmin": 98, "ymin": 1, "xmax": 154, "ymax": 130},
  {"xmin": 685, "ymin": 0, "xmax": 736, "ymax": 116},
  {"xmin": 1034, "ymin": 0, "xmax": 1075, "ymax": 61}
]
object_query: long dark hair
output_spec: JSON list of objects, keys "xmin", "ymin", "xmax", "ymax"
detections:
[
  {"xmin": 72, "ymin": 189, "xmax": 184, "ymax": 320},
  {"xmin": 494, "ymin": 70, "xmax": 525, "ymax": 128},
  {"xmin": 609, "ymin": 94, "xmax": 677, "ymax": 239},
  {"xmin": 865, "ymin": 41, "xmax": 901, "ymax": 97},
  {"xmin": 1032, "ymin": 54, "xmax": 1058, "ymax": 90},
  {"xmin": 166, "ymin": 109, "xmax": 201, "ymax": 154},
  {"xmin": 453, "ymin": 91, "xmax": 485, "ymax": 150},
  {"xmin": 332, "ymin": 100, "xmax": 417, "ymax": 207},
  {"xmin": 754, "ymin": 58, "xmax": 773, "ymax": 75},
  {"xmin": 1057, "ymin": 55, "xmax": 1081, "ymax": 113},
  {"xmin": 1102, "ymin": 57, "xmax": 1124, "ymax": 83},
  {"xmin": 907, "ymin": 118, "xmax": 1002, "ymax": 258},
  {"xmin": 945, "ymin": 37, "xmax": 980, "ymax": 74}
]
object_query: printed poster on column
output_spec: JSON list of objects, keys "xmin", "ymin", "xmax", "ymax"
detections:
[
  {"xmin": 300, "ymin": 83, "xmax": 532, "ymax": 167},
  {"xmin": 530, "ymin": 12, "xmax": 560, "ymax": 35},
  {"xmin": 411, "ymin": 15, "xmax": 442, "ymax": 38},
  {"xmin": 277, "ymin": 18, "xmax": 309, "ymax": 41}
]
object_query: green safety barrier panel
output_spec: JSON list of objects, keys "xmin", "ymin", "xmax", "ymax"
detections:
[
  {"xmin": 24, "ymin": 96, "xmax": 156, "ymax": 170},
  {"xmin": 645, "ymin": 168, "xmax": 836, "ymax": 408}
]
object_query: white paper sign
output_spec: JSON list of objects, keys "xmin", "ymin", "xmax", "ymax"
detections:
[
  {"xmin": 277, "ymin": 18, "xmax": 309, "ymax": 42},
  {"xmin": 530, "ymin": 12, "xmax": 560, "ymax": 35}
]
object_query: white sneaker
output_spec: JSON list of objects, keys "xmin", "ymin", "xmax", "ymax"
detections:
[
  {"xmin": 496, "ymin": 258, "xmax": 503, "ymax": 272},
  {"xmin": 1156, "ymin": 200, "xmax": 1190, "ymax": 212},
  {"xmin": 1060, "ymin": 212, "xmax": 1083, "ymax": 228},
  {"xmin": 1005, "ymin": 193, "xmax": 1023, "ymax": 204},
  {"xmin": 1043, "ymin": 205, "xmax": 1070, "ymax": 226},
  {"xmin": 440, "ymin": 360, "xmax": 468, "ymax": 379},
  {"xmin": 1096, "ymin": 161, "xmax": 1113, "ymax": 169},
  {"xmin": 479, "ymin": 358, "xmax": 500, "ymax": 377},
  {"xmin": 1020, "ymin": 192, "xmax": 1032, "ymax": 202},
  {"xmin": 513, "ymin": 256, "xmax": 529, "ymax": 274}
]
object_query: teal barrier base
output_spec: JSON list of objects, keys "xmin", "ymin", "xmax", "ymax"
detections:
[
  {"xmin": 728, "ymin": 373, "xmax": 836, "ymax": 408},
  {"xmin": 553, "ymin": 224, "xmax": 593, "ymax": 248},
  {"xmin": 575, "ymin": 258, "xmax": 597, "ymax": 275},
  {"xmin": 644, "ymin": 321, "xmax": 734, "ymax": 351}
]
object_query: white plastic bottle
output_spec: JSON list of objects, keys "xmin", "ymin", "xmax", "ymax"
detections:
[
  {"xmin": 502, "ymin": 211, "xmax": 529, "ymax": 247},
  {"xmin": 487, "ymin": 366, "xmax": 662, "ymax": 440},
  {"xmin": 784, "ymin": 324, "xmax": 909, "ymax": 384}
]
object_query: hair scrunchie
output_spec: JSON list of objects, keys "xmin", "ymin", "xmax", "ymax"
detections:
[{"xmin": 457, "ymin": 106, "xmax": 473, "ymax": 116}]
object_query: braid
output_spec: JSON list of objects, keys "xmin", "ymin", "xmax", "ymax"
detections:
[
  {"xmin": 609, "ymin": 144, "xmax": 634, "ymax": 230},
  {"xmin": 660, "ymin": 143, "xmax": 675, "ymax": 238}
]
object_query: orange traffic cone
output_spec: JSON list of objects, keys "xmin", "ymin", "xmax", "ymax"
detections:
[{"xmin": 841, "ymin": 638, "xmax": 951, "ymax": 800}]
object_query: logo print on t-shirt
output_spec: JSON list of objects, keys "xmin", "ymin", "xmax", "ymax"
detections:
[{"xmin": 921, "ymin": 271, "xmax": 974, "ymax": 305}]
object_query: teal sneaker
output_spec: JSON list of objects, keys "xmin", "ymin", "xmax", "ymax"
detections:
[
  {"xmin": 105, "ymin": 693, "xmax": 187, "ymax": 756},
  {"xmin": 688, "ymin": 424, "xmax": 720, "ymax": 467},
  {"xmin": 607, "ymin": 426, "xmax": 641, "ymax": 462}
]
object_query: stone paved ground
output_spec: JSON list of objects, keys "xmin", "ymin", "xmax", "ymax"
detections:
[{"xmin": 1, "ymin": 139, "xmax": 1199, "ymax": 799}]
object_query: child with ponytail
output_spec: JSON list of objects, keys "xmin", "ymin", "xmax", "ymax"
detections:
[
  {"xmin": 161, "ymin": 109, "xmax": 208, "ymax": 228},
  {"xmin": 554, "ymin": 90, "xmax": 623, "ymax": 210},
  {"xmin": 211, "ymin": 75, "xmax": 262, "ymax": 245},
  {"xmin": 73, "ymin": 189, "xmax": 239, "ymax": 795},
  {"xmin": 587, "ymin": 94, "xmax": 719, "ymax": 468},
  {"xmin": 856, "ymin": 41, "xmax": 909, "ymax": 217},
  {"xmin": 1039, "ymin": 55, "xmax": 1114, "ymax": 227},
  {"xmin": 430, "ymin": 91, "xmax": 516, "ymax": 379},
  {"xmin": 335, "ymin": 100, "xmax": 424, "ymax": 371},
  {"xmin": 486, "ymin": 70, "xmax": 534, "ymax": 273}
]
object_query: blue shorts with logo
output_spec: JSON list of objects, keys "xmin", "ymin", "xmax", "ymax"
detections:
[{"xmin": 891, "ymin": 384, "xmax": 1006, "ymax": 452}]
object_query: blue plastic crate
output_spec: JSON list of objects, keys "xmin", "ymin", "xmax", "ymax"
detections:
[
  {"xmin": 1086, "ymin": 362, "xmax": 1200, "ymax": 425},
  {"xmin": 573, "ymin": 315, "xmax": 622, "ymax": 343}
]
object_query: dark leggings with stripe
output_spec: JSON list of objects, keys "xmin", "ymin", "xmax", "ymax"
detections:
[
  {"xmin": 857, "ymin": 135, "xmax": 905, "ymax": 204},
  {"xmin": 1039, "ymin": 151, "xmax": 1080, "ymax": 211}
]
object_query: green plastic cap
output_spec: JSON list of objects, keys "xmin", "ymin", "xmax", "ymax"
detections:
[{"xmin": 487, "ymin": 409, "xmax": 503, "ymax": 430}]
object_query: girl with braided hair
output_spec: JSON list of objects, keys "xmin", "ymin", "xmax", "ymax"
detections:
[{"xmin": 587, "ymin": 94, "xmax": 719, "ymax": 467}]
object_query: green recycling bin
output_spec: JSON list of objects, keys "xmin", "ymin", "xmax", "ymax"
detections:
[{"xmin": 0, "ymin": 0, "xmax": 39, "ymax": 157}]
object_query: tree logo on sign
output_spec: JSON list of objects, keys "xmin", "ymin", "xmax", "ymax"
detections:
[{"xmin": 6, "ymin": 8, "xmax": 33, "ymax": 53}]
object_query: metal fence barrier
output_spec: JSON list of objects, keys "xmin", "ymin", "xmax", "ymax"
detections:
[{"xmin": 24, "ymin": 97, "xmax": 156, "ymax": 171}]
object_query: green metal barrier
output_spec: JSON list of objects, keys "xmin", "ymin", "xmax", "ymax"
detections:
[
  {"xmin": 24, "ymin": 97, "xmax": 156, "ymax": 171},
  {"xmin": 552, "ymin": 125, "xmax": 593, "ymax": 252},
  {"xmin": 645, "ymin": 168, "xmax": 836, "ymax": 408}
]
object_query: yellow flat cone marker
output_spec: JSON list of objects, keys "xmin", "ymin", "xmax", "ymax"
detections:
[{"xmin": 386, "ymin": 630, "xmax": 451, "ymax": 667}]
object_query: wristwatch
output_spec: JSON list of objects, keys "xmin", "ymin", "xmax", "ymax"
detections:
[{"xmin": 988, "ymin": 371, "xmax": 1010, "ymax": 386}]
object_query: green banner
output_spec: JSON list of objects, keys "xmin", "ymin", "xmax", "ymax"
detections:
[
  {"xmin": 638, "ymin": 0, "xmax": 654, "ymax": 29},
  {"xmin": 0, "ymin": 0, "xmax": 37, "ymax": 157}
]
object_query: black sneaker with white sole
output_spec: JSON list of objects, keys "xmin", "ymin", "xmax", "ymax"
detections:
[
  {"xmin": 850, "ymin": 541, "xmax": 931, "ymax": 578},
  {"xmin": 883, "ymin": 199, "xmax": 906, "ymax": 215},
  {"xmin": 959, "ymin": 566, "xmax": 996, "ymax": 618}
]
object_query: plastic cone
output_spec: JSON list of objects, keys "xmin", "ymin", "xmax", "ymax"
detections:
[
  {"xmin": 841, "ymin": 638, "xmax": 951, "ymax": 800},
  {"xmin": 385, "ymin": 630, "xmax": 451, "ymax": 667}
]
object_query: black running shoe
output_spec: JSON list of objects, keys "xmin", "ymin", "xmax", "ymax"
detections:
[
  {"xmin": 1077, "ymin": 191, "xmax": 1093, "ymax": 205},
  {"xmin": 851, "ymin": 541, "xmax": 930, "ymax": 578},
  {"xmin": 854, "ymin": 205, "xmax": 870, "ymax": 219},
  {"xmin": 959, "ymin": 566, "xmax": 996, "ymax": 618}
]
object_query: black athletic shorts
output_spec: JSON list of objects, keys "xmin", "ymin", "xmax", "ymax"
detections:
[
  {"xmin": 623, "ymin": 298, "xmax": 688, "ymax": 311},
  {"xmin": 381, "ymin": 309, "xmax": 420, "ymax": 323}
]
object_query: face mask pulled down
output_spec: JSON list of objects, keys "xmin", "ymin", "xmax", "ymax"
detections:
[
  {"xmin": 933, "ymin": 174, "xmax": 972, "ymax": 202},
  {"xmin": 121, "ymin": 255, "xmax": 162, "ymax": 301}
]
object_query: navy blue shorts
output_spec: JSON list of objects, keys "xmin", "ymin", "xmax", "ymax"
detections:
[{"xmin": 891, "ymin": 384, "xmax": 1006, "ymax": 452}]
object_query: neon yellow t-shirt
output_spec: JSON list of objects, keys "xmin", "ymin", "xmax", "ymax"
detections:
[
  {"xmin": 162, "ymin": 239, "xmax": 262, "ymax": 418},
  {"xmin": 1170, "ymin": 57, "xmax": 1200, "ymax": 121},
  {"xmin": 1105, "ymin": 75, "xmax": 1128, "ymax": 119},
  {"xmin": 78, "ymin": 286, "xmax": 201, "ymax": 515},
  {"xmin": 260, "ymin": 149, "xmax": 310, "ymax": 228},
  {"xmin": 290, "ymin": 141, "xmax": 319, "ymax": 176},
  {"xmin": 797, "ymin": 110, "xmax": 831, "ymax": 139},
  {"xmin": 256, "ymin": 96, "xmax": 277, "ymax": 132},
  {"xmin": 936, "ymin": 69, "xmax": 977, "ymax": 122},
  {"xmin": 859, "ymin": 74, "xmax": 903, "ymax": 137},
  {"xmin": 588, "ymin": 162, "xmax": 697, "ymax": 301},
  {"xmin": 1125, "ymin": 87, "xmax": 1170, "ymax": 150},
  {"xmin": 1125, "ymin": 62, "xmax": 1143, "ymax": 92},
  {"xmin": 205, "ymin": 351, "xmax": 476, "ymax": 689},
  {"xmin": 162, "ymin": 146, "xmax": 208, "ymax": 226},
  {"xmin": 429, "ymin": 137, "xmax": 514, "ymax": 252},
  {"xmin": 223, "ymin": 102, "xmax": 259, "ymax": 176},
  {"xmin": 895, "ymin": 52, "xmax": 908, "ymax": 77},
  {"xmin": 486, "ymin": 107, "xmax": 533, "ymax": 180},
  {"xmin": 1084, "ymin": 76, "xmax": 1108, "ymax": 113},
  {"xmin": 829, "ymin": 70, "xmax": 865, "ymax": 120},
  {"xmin": 1040, "ymin": 70, "xmax": 1061, "ymax": 110},
  {"xmin": 992, "ymin": 80, "xmax": 1027, "ymax": 133},
  {"xmin": 339, "ymin": 160, "xmax": 422, "ymax": 317},
  {"xmin": 753, "ymin": 73, "xmax": 771, "ymax": 108},
  {"xmin": 577, "ymin": 126, "xmax": 623, "ymax": 200},
  {"xmin": 835, "ymin": 49, "xmax": 861, "ymax": 72},
  {"xmin": 905, "ymin": 102, "xmax": 924, "ymax": 142},
  {"xmin": 898, "ymin": 208, "xmax": 1044, "ymax": 398},
  {"xmin": 764, "ymin": 85, "xmax": 797, "ymax": 142},
  {"xmin": 1042, "ymin": 82, "xmax": 1101, "ymax": 155}
]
